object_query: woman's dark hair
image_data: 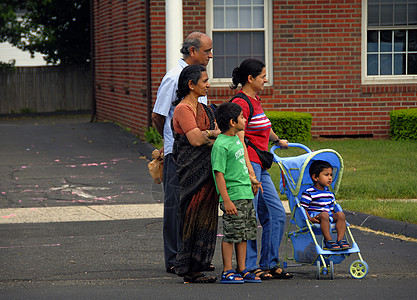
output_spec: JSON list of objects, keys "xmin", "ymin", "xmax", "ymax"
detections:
[
  {"xmin": 173, "ymin": 65, "xmax": 206, "ymax": 106},
  {"xmin": 309, "ymin": 160, "xmax": 333, "ymax": 179},
  {"xmin": 215, "ymin": 102, "xmax": 242, "ymax": 133},
  {"xmin": 230, "ymin": 58, "xmax": 265, "ymax": 89}
]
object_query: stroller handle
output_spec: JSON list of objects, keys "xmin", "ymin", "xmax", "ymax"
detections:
[{"xmin": 270, "ymin": 143, "xmax": 312, "ymax": 154}]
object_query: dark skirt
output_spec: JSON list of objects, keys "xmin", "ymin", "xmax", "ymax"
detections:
[{"xmin": 174, "ymin": 179, "xmax": 218, "ymax": 276}]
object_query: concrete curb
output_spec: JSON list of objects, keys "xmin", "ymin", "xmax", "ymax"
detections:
[
  {"xmin": 0, "ymin": 204, "xmax": 164, "ymax": 224},
  {"xmin": 345, "ymin": 210, "xmax": 417, "ymax": 239}
]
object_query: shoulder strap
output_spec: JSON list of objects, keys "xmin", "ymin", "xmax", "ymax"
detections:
[
  {"xmin": 230, "ymin": 93, "xmax": 253, "ymax": 123},
  {"xmin": 244, "ymin": 137, "xmax": 257, "ymax": 150}
]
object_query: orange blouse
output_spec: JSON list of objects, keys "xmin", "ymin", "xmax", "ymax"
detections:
[{"xmin": 172, "ymin": 102, "xmax": 211, "ymax": 135}]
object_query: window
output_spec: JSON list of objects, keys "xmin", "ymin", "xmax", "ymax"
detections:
[
  {"xmin": 363, "ymin": 0, "xmax": 417, "ymax": 83},
  {"xmin": 207, "ymin": 0, "xmax": 272, "ymax": 85}
]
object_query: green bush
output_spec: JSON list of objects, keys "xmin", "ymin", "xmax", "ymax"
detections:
[
  {"xmin": 20, "ymin": 107, "xmax": 37, "ymax": 114},
  {"xmin": 0, "ymin": 59, "xmax": 16, "ymax": 70},
  {"xmin": 390, "ymin": 108, "xmax": 417, "ymax": 141},
  {"xmin": 266, "ymin": 111, "xmax": 312, "ymax": 142}
]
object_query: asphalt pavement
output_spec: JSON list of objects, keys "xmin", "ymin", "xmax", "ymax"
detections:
[{"xmin": 1, "ymin": 114, "xmax": 416, "ymax": 299}]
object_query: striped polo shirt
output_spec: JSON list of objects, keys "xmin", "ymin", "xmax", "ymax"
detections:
[{"xmin": 300, "ymin": 186, "xmax": 336, "ymax": 214}]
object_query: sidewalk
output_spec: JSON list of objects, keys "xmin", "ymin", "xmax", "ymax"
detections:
[{"xmin": 1, "ymin": 114, "xmax": 416, "ymax": 239}]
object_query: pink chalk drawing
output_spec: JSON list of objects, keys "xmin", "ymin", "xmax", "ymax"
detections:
[
  {"xmin": 2, "ymin": 215, "xmax": 17, "ymax": 218},
  {"xmin": 81, "ymin": 163, "xmax": 99, "ymax": 167}
]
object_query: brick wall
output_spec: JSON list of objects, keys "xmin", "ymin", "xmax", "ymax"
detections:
[
  {"xmin": 269, "ymin": 0, "xmax": 417, "ymax": 138},
  {"xmin": 94, "ymin": 0, "xmax": 157, "ymax": 135},
  {"xmin": 93, "ymin": 0, "xmax": 208, "ymax": 137},
  {"xmin": 93, "ymin": 0, "xmax": 417, "ymax": 139}
]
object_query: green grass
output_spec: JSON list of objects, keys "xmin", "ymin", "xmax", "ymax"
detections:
[{"xmin": 269, "ymin": 139, "xmax": 417, "ymax": 224}]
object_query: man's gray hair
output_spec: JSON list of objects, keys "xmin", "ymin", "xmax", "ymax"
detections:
[{"xmin": 180, "ymin": 32, "xmax": 205, "ymax": 58}]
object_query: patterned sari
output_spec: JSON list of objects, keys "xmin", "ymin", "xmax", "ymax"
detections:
[{"xmin": 172, "ymin": 104, "xmax": 218, "ymax": 276}]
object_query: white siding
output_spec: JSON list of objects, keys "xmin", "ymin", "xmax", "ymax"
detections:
[{"xmin": 0, "ymin": 42, "xmax": 47, "ymax": 66}]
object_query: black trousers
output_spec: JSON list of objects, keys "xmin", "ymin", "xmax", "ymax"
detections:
[{"xmin": 162, "ymin": 154, "xmax": 181, "ymax": 268}]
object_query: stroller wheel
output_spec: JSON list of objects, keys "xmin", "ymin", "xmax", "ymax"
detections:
[
  {"xmin": 316, "ymin": 261, "xmax": 321, "ymax": 280},
  {"xmin": 349, "ymin": 260, "xmax": 369, "ymax": 279}
]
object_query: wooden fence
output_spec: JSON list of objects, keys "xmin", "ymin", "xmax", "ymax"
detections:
[{"xmin": 0, "ymin": 65, "xmax": 91, "ymax": 114}]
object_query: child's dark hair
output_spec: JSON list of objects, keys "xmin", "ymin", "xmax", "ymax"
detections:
[
  {"xmin": 215, "ymin": 102, "xmax": 242, "ymax": 133},
  {"xmin": 173, "ymin": 65, "xmax": 206, "ymax": 106},
  {"xmin": 309, "ymin": 160, "xmax": 333, "ymax": 178},
  {"xmin": 230, "ymin": 58, "xmax": 265, "ymax": 89}
]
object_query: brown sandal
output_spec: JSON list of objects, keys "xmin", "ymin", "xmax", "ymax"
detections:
[
  {"xmin": 184, "ymin": 273, "xmax": 217, "ymax": 283},
  {"xmin": 250, "ymin": 268, "xmax": 273, "ymax": 280},
  {"xmin": 269, "ymin": 266, "xmax": 293, "ymax": 279}
]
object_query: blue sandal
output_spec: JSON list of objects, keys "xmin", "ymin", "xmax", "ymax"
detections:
[
  {"xmin": 239, "ymin": 268, "xmax": 262, "ymax": 283},
  {"xmin": 337, "ymin": 239, "xmax": 351, "ymax": 249},
  {"xmin": 324, "ymin": 239, "xmax": 341, "ymax": 250},
  {"xmin": 220, "ymin": 269, "xmax": 244, "ymax": 284}
]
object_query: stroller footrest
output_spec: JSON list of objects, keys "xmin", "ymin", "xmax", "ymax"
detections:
[{"xmin": 316, "ymin": 242, "xmax": 360, "ymax": 255}]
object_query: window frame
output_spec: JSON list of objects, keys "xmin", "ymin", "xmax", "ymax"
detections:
[
  {"xmin": 206, "ymin": 0, "xmax": 273, "ymax": 86},
  {"xmin": 361, "ymin": 0, "xmax": 417, "ymax": 84}
]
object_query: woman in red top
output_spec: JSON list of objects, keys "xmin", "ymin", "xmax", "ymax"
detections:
[{"xmin": 231, "ymin": 58, "xmax": 293, "ymax": 280}]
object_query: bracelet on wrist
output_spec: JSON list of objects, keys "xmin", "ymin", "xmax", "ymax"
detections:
[
  {"xmin": 206, "ymin": 130, "xmax": 211, "ymax": 138},
  {"xmin": 273, "ymin": 139, "xmax": 281, "ymax": 145}
]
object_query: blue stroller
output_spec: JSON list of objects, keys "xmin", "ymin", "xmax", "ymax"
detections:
[{"xmin": 270, "ymin": 143, "xmax": 369, "ymax": 279}]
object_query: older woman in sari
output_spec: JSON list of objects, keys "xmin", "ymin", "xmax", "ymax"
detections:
[{"xmin": 172, "ymin": 65, "xmax": 221, "ymax": 283}]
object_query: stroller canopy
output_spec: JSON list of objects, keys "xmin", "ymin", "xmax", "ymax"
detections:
[{"xmin": 275, "ymin": 149, "xmax": 344, "ymax": 201}]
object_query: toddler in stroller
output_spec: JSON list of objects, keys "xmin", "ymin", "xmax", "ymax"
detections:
[
  {"xmin": 301, "ymin": 160, "xmax": 350, "ymax": 250},
  {"xmin": 270, "ymin": 143, "xmax": 369, "ymax": 279}
]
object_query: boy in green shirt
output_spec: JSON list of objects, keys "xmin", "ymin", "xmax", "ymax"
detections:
[{"xmin": 212, "ymin": 102, "xmax": 262, "ymax": 284}]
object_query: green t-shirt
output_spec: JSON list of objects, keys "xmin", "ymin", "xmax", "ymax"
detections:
[{"xmin": 211, "ymin": 134, "xmax": 253, "ymax": 202}]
